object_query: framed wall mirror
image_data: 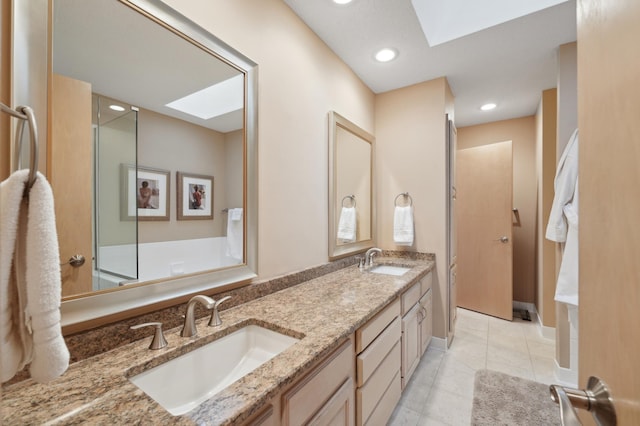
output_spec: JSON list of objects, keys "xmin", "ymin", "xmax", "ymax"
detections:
[
  {"xmin": 328, "ymin": 111, "xmax": 375, "ymax": 260},
  {"xmin": 30, "ymin": 0, "xmax": 259, "ymax": 330}
]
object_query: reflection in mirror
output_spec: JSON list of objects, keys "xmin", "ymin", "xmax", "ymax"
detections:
[
  {"xmin": 328, "ymin": 112, "xmax": 375, "ymax": 260},
  {"xmin": 53, "ymin": 0, "xmax": 245, "ymax": 297},
  {"xmin": 93, "ymin": 95, "xmax": 138, "ymax": 291},
  {"xmin": 45, "ymin": 0, "xmax": 258, "ymax": 329}
]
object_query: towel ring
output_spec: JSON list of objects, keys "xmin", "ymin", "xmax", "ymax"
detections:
[
  {"xmin": 1, "ymin": 103, "xmax": 39, "ymax": 190},
  {"xmin": 394, "ymin": 192, "xmax": 413, "ymax": 207},
  {"xmin": 342, "ymin": 194, "xmax": 356, "ymax": 208}
]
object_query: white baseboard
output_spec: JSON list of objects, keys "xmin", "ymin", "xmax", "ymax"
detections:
[
  {"xmin": 554, "ymin": 359, "xmax": 578, "ymax": 387},
  {"xmin": 537, "ymin": 316, "xmax": 556, "ymax": 340},
  {"xmin": 430, "ymin": 336, "xmax": 447, "ymax": 351}
]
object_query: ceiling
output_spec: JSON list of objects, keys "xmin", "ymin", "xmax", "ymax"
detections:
[
  {"xmin": 282, "ymin": 0, "xmax": 577, "ymax": 127},
  {"xmin": 53, "ymin": 0, "xmax": 243, "ymax": 133}
]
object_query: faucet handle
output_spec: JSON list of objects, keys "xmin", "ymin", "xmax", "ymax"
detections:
[
  {"xmin": 130, "ymin": 322, "xmax": 168, "ymax": 350},
  {"xmin": 208, "ymin": 296, "xmax": 231, "ymax": 327}
]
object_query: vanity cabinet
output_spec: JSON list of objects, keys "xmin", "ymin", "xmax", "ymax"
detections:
[
  {"xmin": 282, "ymin": 338, "xmax": 354, "ymax": 425},
  {"xmin": 400, "ymin": 272, "xmax": 433, "ymax": 388},
  {"xmin": 355, "ymin": 299, "xmax": 401, "ymax": 425}
]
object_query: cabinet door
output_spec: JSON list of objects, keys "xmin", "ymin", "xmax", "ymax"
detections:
[
  {"xmin": 309, "ymin": 378, "xmax": 354, "ymax": 426},
  {"xmin": 419, "ymin": 289, "xmax": 433, "ymax": 355},
  {"xmin": 401, "ymin": 303, "xmax": 420, "ymax": 389},
  {"xmin": 282, "ymin": 339, "xmax": 353, "ymax": 425}
]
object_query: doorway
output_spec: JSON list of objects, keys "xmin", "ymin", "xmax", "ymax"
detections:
[{"xmin": 457, "ymin": 141, "xmax": 513, "ymax": 320}]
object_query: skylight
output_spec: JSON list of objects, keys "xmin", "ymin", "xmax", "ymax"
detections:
[
  {"xmin": 165, "ymin": 74, "xmax": 244, "ymax": 120},
  {"xmin": 411, "ymin": 0, "xmax": 569, "ymax": 46}
]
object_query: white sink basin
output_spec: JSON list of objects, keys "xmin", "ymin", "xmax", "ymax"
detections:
[
  {"xmin": 369, "ymin": 265, "xmax": 411, "ymax": 276},
  {"xmin": 129, "ymin": 325, "xmax": 299, "ymax": 415}
]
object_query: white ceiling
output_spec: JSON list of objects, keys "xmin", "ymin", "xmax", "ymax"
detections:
[
  {"xmin": 282, "ymin": 0, "xmax": 577, "ymax": 127},
  {"xmin": 53, "ymin": 0, "xmax": 243, "ymax": 133}
]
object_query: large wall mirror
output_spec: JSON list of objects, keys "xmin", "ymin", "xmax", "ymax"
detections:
[
  {"xmin": 37, "ymin": 0, "xmax": 258, "ymax": 330},
  {"xmin": 328, "ymin": 112, "xmax": 375, "ymax": 260}
]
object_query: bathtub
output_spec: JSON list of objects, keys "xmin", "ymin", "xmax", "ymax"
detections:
[{"xmin": 96, "ymin": 237, "xmax": 242, "ymax": 289}]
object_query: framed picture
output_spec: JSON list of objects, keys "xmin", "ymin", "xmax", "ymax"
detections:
[
  {"xmin": 121, "ymin": 164, "xmax": 170, "ymax": 221},
  {"xmin": 177, "ymin": 172, "xmax": 214, "ymax": 220}
]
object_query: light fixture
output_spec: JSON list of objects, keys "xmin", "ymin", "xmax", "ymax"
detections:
[
  {"xmin": 480, "ymin": 103, "xmax": 497, "ymax": 111},
  {"xmin": 375, "ymin": 48, "xmax": 397, "ymax": 63},
  {"xmin": 333, "ymin": 0, "xmax": 353, "ymax": 4},
  {"xmin": 109, "ymin": 104, "xmax": 126, "ymax": 112}
]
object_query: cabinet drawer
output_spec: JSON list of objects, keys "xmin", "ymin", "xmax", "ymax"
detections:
[
  {"xmin": 356, "ymin": 342, "xmax": 400, "ymax": 425},
  {"xmin": 356, "ymin": 317, "xmax": 401, "ymax": 386},
  {"xmin": 356, "ymin": 298, "xmax": 400, "ymax": 353},
  {"xmin": 421, "ymin": 271, "xmax": 433, "ymax": 296},
  {"xmin": 401, "ymin": 281, "xmax": 421, "ymax": 315},
  {"xmin": 282, "ymin": 339, "xmax": 353, "ymax": 425},
  {"xmin": 364, "ymin": 370, "xmax": 401, "ymax": 426}
]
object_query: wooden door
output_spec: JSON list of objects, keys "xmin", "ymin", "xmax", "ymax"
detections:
[
  {"xmin": 49, "ymin": 74, "xmax": 93, "ymax": 296},
  {"xmin": 577, "ymin": 0, "xmax": 640, "ymax": 422},
  {"xmin": 457, "ymin": 141, "xmax": 513, "ymax": 320}
]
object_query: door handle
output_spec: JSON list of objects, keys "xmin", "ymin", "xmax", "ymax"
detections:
[
  {"xmin": 549, "ymin": 376, "xmax": 617, "ymax": 426},
  {"xmin": 60, "ymin": 254, "xmax": 86, "ymax": 267},
  {"xmin": 494, "ymin": 236, "xmax": 509, "ymax": 243}
]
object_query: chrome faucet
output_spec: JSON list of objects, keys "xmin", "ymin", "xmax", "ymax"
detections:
[
  {"xmin": 181, "ymin": 295, "xmax": 215, "ymax": 337},
  {"xmin": 365, "ymin": 247, "xmax": 382, "ymax": 267},
  {"xmin": 208, "ymin": 296, "xmax": 231, "ymax": 327}
]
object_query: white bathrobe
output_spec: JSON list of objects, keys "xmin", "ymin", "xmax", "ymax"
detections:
[{"xmin": 545, "ymin": 129, "xmax": 579, "ymax": 306}]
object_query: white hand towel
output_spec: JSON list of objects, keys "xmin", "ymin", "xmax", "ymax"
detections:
[
  {"xmin": 226, "ymin": 208, "xmax": 243, "ymax": 261},
  {"xmin": 25, "ymin": 172, "xmax": 70, "ymax": 382},
  {"xmin": 1, "ymin": 171, "xmax": 29, "ymax": 382},
  {"xmin": 230, "ymin": 207, "xmax": 243, "ymax": 221},
  {"xmin": 1, "ymin": 170, "xmax": 70, "ymax": 383},
  {"xmin": 337, "ymin": 207, "xmax": 356, "ymax": 243},
  {"xmin": 394, "ymin": 206, "xmax": 414, "ymax": 246}
]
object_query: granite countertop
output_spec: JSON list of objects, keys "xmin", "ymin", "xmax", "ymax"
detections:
[{"xmin": 3, "ymin": 257, "xmax": 434, "ymax": 425}]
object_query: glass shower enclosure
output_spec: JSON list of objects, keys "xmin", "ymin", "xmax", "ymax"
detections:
[{"xmin": 92, "ymin": 94, "xmax": 138, "ymax": 291}]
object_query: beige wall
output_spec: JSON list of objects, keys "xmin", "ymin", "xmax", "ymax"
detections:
[
  {"xmin": 375, "ymin": 78, "xmax": 450, "ymax": 340},
  {"xmin": 554, "ymin": 41, "xmax": 577, "ymax": 367},
  {"xmin": 557, "ymin": 42, "xmax": 578, "ymax": 156},
  {"xmin": 458, "ymin": 116, "xmax": 537, "ymax": 303},
  {"xmin": 137, "ymin": 109, "xmax": 228, "ymax": 243},
  {"xmin": 163, "ymin": 0, "xmax": 376, "ymax": 279},
  {"xmin": 536, "ymin": 89, "xmax": 558, "ymax": 328},
  {"xmin": 224, "ymin": 130, "xmax": 244, "ymax": 212}
]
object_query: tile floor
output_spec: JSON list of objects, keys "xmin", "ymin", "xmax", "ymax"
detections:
[{"xmin": 389, "ymin": 307, "xmax": 557, "ymax": 425}]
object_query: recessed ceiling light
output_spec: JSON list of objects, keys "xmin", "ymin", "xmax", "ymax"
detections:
[
  {"xmin": 109, "ymin": 104, "xmax": 126, "ymax": 112},
  {"xmin": 375, "ymin": 48, "xmax": 397, "ymax": 63},
  {"xmin": 480, "ymin": 103, "xmax": 497, "ymax": 111},
  {"xmin": 333, "ymin": 0, "xmax": 353, "ymax": 4}
]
